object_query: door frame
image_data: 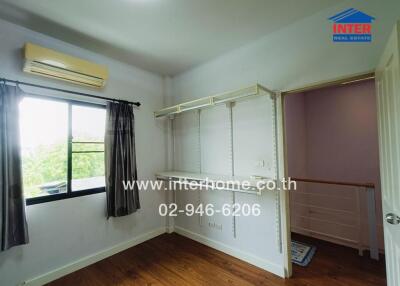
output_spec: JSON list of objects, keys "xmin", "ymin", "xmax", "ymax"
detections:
[{"xmin": 277, "ymin": 70, "xmax": 376, "ymax": 278}]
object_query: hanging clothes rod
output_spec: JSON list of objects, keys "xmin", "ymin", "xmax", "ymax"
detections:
[
  {"xmin": 0, "ymin": 77, "xmax": 141, "ymax": 107},
  {"xmin": 154, "ymin": 84, "xmax": 273, "ymax": 118}
]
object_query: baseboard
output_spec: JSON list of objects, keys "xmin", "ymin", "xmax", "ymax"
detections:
[
  {"xmin": 174, "ymin": 226, "xmax": 285, "ymax": 278},
  {"xmin": 22, "ymin": 227, "xmax": 167, "ymax": 286},
  {"xmin": 166, "ymin": 225, "xmax": 175, "ymax": 234},
  {"xmin": 22, "ymin": 226, "xmax": 284, "ymax": 285}
]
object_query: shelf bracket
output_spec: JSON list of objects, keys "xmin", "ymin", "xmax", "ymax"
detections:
[
  {"xmin": 269, "ymin": 91, "xmax": 278, "ymax": 100},
  {"xmin": 228, "ymin": 102, "xmax": 237, "ymax": 239},
  {"xmin": 225, "ymin": 101, "xmax": 236, "ymax": 108},
  {"xmin": 209, "ymin": 97, "xmax": 215, "ymax": 105}
]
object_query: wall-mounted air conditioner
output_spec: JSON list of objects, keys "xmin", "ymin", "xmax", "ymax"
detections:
[{"xmin": 23, "ymin": 42, "xmax": 108, "ymax": 89}]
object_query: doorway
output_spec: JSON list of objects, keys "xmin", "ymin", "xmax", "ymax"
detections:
[{"xmin": 282, "ymin": 73, "xmax": 387, "ymax": 285}]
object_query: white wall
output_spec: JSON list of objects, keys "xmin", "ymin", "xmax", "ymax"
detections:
[
  {"xmin": 172, "ymin": 0, "xmax": 400, "ymax": 104},
  {"xmin": 1, "ymin": 0, "xmax": 399, "ymax": 284},
  {"xmin": 169, "ymin": 0, "xmax": 400, "ymax": 277},
  {"xmin": 0, "ymin": 19, "xmax": 167, "ymax": 286}
]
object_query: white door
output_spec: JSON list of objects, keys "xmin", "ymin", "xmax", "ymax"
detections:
[{"xmin": 376, "ymin": 21, "xmax": 400, "ymax": 286}]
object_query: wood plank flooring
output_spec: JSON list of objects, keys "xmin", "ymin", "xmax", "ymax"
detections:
[{"xmin": 48, "ymin": 233, "xmax": 386, "ymax": 286}]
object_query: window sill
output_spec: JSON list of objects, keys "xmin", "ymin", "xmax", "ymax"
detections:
[{"xmin": 26, "ymin": 187, "xmax": 105, "ymax": 206}]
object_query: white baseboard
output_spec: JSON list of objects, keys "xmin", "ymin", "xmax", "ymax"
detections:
[
  {"xmin": 174, "ymin": 226, "xmax": 285, "ymax": 278},
  {"xmin": 22, "ymin": 226, "xmax": 284, "ymax": 285},
  {"xmin": 22, "ymin": 227, "xmax": 167, "ymax": 286},
  {"xmin": 166, "ymin": 225, "xmax": 175, "ymax": 234}
]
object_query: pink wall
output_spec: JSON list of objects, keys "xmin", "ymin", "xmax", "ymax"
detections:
[
  {"xmin": 305, "ymin": 80, "xmax": 380, "ymax": 185},
  {"xmin": 284, "ymin": 92, "xmax": 307, "ymax": 178},
  {"xmin": 285, "ymin": 79, "xmax": 384, "ymax": 250}
]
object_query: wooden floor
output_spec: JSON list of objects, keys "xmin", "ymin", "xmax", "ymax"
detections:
[{"xmin": 48, "ymin": 233, "xmax": 386, "ymax": 286}]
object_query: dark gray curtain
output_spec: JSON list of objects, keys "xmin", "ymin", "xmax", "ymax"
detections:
[
  {"xmin": 0, "ymin": 82, "xmax": 29, "ymax": 251},
  {"xmin": 105, "ymin": 102, "xmax": 140, "ymax": 217}
]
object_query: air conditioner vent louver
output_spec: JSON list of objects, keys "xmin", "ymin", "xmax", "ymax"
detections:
[{"xmin": 23, "ymin": 43, "xmax": 108, "ymax": 89}]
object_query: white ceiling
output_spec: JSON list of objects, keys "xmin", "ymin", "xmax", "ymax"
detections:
[{"xmin": 0, "ymin": 0, "xmax": 342, "ymax": 76}]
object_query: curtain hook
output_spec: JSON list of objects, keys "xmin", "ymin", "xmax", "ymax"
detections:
[
  {"xmin": 16, "ymin": 80, "xmax": 23, "ymax": 91},
  {"xmin": 0, "ymin": 78, "xmax": 5, "ymax": 93}
]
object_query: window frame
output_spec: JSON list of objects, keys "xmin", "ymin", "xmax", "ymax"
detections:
[{"xmin": 23, "ymin": 96, "xmax": 106, "ymax": 206}]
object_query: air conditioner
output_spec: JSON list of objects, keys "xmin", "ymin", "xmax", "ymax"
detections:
[{"xmin": 23, "ymin": 43, "xmax": 108, "ymax": 89}]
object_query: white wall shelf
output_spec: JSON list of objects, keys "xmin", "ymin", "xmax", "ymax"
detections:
[
  {"xmin": 156, "ymin": 82, "xmax": 280, "ymax": 258},
  {"xmin": 154, "ymin": 84, "xmax": 274, "ymax": 118},
  {"xmin": 156, "ymin": 171, "xmax": 274, "ymax": 195}
]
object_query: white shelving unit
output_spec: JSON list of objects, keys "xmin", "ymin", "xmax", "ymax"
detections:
[
  {"xmin": 154, "ymin": 83, "xmax": 282, "ymax": 249},
  {"xmin": 156, "ymin": 171, "xmax": 275, "ymax": 195},
  {"xmin": 154, "ymin": 84, "xmax": 274, "ymax": 118},
  {"xmin": 154, "ymin": 83, "xmax": 276, "ymax": 195}
]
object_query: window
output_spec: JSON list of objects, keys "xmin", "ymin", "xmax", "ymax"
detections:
[
  {"xmin": 71, "ymin": 105, "xmax": 106, "ymax": 191},
  {"xmin": 19, "ymin": 96, "xmax": 106, "ymax": 205}
]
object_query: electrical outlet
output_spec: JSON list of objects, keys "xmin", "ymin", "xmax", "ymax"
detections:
[
  {"xmin": 208, "ymin": 221, "xmax": 222, "ymax": 231},
  {"xmin": 255, "ymin": 160, "xmax": 265, "ymax": 168}
]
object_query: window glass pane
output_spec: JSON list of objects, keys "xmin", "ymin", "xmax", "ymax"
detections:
[
  {"xmin": 19, "ymin": 97, "xmax": 68, "ymax": 198},
  {"xmin": 72, "ymin": 153, "xmax": 105, "ymax": 191},
  {"xmin": 71, "ymin": 105, "xmax": 106, "ymax": 191},
  {"xmin": 72, "ymin": 105, "xmax": 106, "ymax": 142}
]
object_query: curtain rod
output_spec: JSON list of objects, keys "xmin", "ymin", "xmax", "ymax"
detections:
[{"xmin": 0, "ymin": 77, "xmax": 141, "ymax": 107}]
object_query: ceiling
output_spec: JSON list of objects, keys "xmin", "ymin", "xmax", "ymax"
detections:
[{"xmin": 0, "ymin": 0, "xmax": 342, "ymax": 76}]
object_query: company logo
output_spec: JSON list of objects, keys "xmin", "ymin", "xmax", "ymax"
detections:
[{"xmin": 328, "ymin": 8, "xmax": 375, "ymax": 42}]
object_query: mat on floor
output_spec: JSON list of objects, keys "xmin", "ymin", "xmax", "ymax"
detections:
[{"xmin": 291, "ymin": 240, "xmax": 316, "ymax": 266}]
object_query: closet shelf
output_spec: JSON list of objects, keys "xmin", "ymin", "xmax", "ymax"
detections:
[
  {"xmin": 154, "ymin": 84, "xmax": 274, "ymax": 118},
  {"xmin": 155, "ymin": 171, "xmax": 275, "ymax": 195}
]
